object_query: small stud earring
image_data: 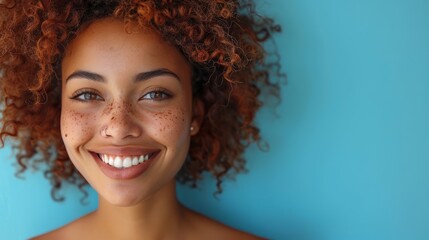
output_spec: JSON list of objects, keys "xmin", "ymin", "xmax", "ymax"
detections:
[{"xmin": 190, "ymin": 126, "xmax": 194, "ymax": 132}]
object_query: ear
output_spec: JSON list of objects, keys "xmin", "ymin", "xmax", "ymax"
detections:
[{"xmin": 190, "ymin": 98, "xmax": 205, "ymax": 136}]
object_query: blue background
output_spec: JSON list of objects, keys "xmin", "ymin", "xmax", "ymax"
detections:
[{"xmin": 1, "ymin": 0, "xmax": 429, "ymax": 239}]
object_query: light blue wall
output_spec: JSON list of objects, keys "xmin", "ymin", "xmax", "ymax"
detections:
[{"xmin": 1, "ymin": 0, "xmax": 429, "ymax": 239}]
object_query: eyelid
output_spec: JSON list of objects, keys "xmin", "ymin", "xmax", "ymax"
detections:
[
  {"xmin": 139, "ymin": 88, "xmax": 172, "ymax": 101},
  {"xmin": 70, "ymin": 88, "xmax": 104, "ymax": 101}
]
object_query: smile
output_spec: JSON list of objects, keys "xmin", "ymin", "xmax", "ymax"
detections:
[
  {"xmin": 98, "ymin": 153, "xmax": 153, "ymax": 169},
  {"xmin": 90, "ymin": 150, "xmax": 160, "ymax": 180}
]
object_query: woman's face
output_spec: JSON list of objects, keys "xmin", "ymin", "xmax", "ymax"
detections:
[{"xmin": 60, "ymin": 18, "xmax": 199, "ymax": 206}]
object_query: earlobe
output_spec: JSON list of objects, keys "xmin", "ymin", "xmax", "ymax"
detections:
[{"xmin": 190, "ymin": 99, "xmax": 204, "ymax": 136}]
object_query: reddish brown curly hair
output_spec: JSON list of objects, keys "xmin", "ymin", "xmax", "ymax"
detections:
[{"xmin": 0, "ymin": 0, "xmax": 281, "ymax": 201}]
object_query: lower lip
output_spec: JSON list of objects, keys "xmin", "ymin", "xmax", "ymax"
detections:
[{"xmin": 92, "ymin": 152, "xmax": 158, "ymax": 180}]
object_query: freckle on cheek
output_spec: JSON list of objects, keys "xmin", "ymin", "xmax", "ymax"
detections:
[
  {"xmin": 151, "ymin": 109, "xmax": 188, "ymax": 135},
  {"xmin": 103, "ymin": 102, "xmax": 114, "ymax": 115},
  {"xmin": 64, "ymin": 109, "xmax": 94, "ymax": 141},
  {"xmin": 179, "ymin": 108, "xmax": 185, "ymax": 122}
]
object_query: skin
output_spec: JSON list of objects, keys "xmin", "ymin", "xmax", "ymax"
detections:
[{"xmin": 31, "ymin": 18, "xmax": 263, "ymax": 240}]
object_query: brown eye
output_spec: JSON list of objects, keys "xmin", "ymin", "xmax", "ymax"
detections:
[
  {"xmin": 141, "ymin": 90, "xmax": 171, "ymax": 100},
  {"xmin": 71, "ymin": 90, "xmax": 104, "ymax": 102}
]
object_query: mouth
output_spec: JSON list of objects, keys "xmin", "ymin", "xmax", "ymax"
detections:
[
  {"xmin": 95, "ymin": 152, "xmax": 157, "ymax": 169},
  {"xmin": 90, "ymin": 150, "xmax": 160, "ymax": 180}
]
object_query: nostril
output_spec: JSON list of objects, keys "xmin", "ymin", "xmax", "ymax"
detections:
[
  {"xmin": 101, "ymin": 118, "xmax": 143, "ymax": 139},
  {"xmin": 101, "ymin": 126, "xmax": 110, "ymax": 138}
]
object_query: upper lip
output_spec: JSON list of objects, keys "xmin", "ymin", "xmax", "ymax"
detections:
[{"xmin": 89, "ymin": 146, "xmax": 160, "ymax": 156}]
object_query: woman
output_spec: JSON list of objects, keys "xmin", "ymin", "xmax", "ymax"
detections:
[{"xmin": 0, "ymin": 0, "xmax": 281, "ymax": 239}]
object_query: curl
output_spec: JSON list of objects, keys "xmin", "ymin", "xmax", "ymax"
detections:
[{"xmin": 0, "ymin": 0, "xmax": 283, "ymax": 200}]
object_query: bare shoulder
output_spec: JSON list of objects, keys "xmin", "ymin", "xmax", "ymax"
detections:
[
  {"xmin": 184, "ymin": 208, "xmax": 266, "ymax": 240},
  {"xmin": 31, "ymin": 228, "xmax": 64, "ymax": 240},
  {"xmin": 30, "ymin": 212, "xmax": 94, "ymax": 240}
]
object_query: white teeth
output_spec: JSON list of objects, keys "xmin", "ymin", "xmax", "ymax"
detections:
[
  {"xmin": 114, "ymin": 156, "xmax": 122, "ymax": 168},
  {"xmin": 123, "ymin": 157, "xmax": 132, "ymax": 168},
  {"xmin": 132, "ymin": 157, "xmax": 139, "ymax": 166},
  {"xmin": 99, "ymin": 153, "xmax": 151, "ymax": 169}
]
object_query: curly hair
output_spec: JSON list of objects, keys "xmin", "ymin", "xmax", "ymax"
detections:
[{"xmin": 0, "ymin": 0, "xmax": 281, "ymax": 201}]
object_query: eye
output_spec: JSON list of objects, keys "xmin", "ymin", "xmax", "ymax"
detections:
[
  {"xmin": 70, "ymin": 89, "xmax": 104, "ymax": 102},
  {"xmin": 140, "ymin": 89, "xmax": 171, "ymax": 101}
]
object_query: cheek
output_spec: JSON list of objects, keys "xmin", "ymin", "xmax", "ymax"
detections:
[
  {"xmin": 148, "ymin": 108, "xmax": 187, "ymax": 142},
  {"xmin": 60, "ymin": 107, "xmax": 97, "ymax": 147}
]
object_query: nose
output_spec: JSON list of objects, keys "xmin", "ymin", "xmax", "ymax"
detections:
[{"xmin": 100, "ymin": 101, "xmax": 142, "ymax": 140}]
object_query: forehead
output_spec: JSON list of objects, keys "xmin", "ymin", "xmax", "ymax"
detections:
[{"xmin": 61, "ymin": 17, "xmax": 191, "ymax": 79}]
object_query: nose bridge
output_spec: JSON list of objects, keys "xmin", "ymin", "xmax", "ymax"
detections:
[
  {"xmin": 105, "ymin": 98, "xmax": 132, "ymax": 117},
  {"xmin": 101, "ymin": 99, "xmax": 141, "ymax": 139}
]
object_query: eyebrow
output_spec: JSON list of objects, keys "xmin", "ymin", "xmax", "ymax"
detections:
[{"xmin": 65, "ymin": 68, "xmax": 181, "ymax": 83}]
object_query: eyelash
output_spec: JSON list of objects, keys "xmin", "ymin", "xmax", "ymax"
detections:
[
  {"xmin": 70, "ymin": 88, "xmax": 172, "ymax": 102},
  {"xmin": 139, "ymin": 88, "xmax": 172, "ymax": 101},
  {"xmin": 70, "ymin": 89, "xmax": 103, "ymax": 102}
]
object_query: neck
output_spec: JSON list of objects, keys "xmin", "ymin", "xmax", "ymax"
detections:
[{"xmin": 93, "ymin": 180, "xmax": 186, "ymax": 239}]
